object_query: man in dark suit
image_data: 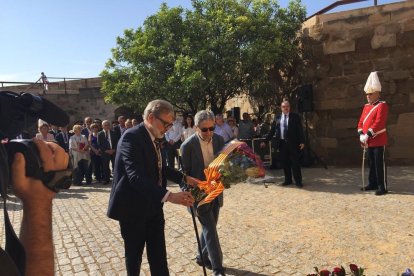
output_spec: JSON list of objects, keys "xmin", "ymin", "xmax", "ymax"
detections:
[
  {"xmin": 261, "ymin": 100, "xmax": 305, "ymax": 187},
  {"xmin": 113, "ymin": 115, "xmax": 127, "ymax": 140},
  {"xmin": 180, "ymin": 110, "xmax": 226, "ymax": 276},
  {"xmin": 107, "ymin": 100, "xmax": 197, "ymax": 276},
  {"xmin": 81, "ymin": 116, "xmax": 93, "ymax": 139},
  {"xmin": 97, "ymin": 120, "xmax": 119, "ymax": 185},
  {"xmin": 55, "ymin": 125, "xmax": 71, "ymax": 152}
]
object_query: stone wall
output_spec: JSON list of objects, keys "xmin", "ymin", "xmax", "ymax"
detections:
[{"xmin": 302, "ymin": 0, "xmax": 414, "ymax": 165}]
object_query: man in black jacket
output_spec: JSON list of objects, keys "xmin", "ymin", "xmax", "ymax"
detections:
[
  {"xmin": 107, "ymin": 99, "xmax": 198, "ymax": 276},
  {"xmin": 97, "ymin": 120, "xmax": 119, "ymax": 185},
  {"xmin": 261, "ymin": 100, "xmax": 305, "ymax": 187}
]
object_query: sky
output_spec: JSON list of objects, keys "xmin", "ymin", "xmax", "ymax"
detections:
[{"xmin": 0, "ymin": 0, "xmax": 403, "ymax": 83}]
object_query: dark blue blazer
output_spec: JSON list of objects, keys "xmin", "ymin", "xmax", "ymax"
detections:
[
  {"xmin": 265, "ymin": 112, "xmax": 305, "ymax": 147},
  {"xmin": 55, "ymin": 132, "xmax": 72, "ymax": 152},
  {"xmin": 107, "ymin": 123, "xmax": 184, "ymax": 221}
]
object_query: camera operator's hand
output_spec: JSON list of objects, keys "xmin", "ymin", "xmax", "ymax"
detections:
[
  {"xmin": 10, "ymin": 139, "xmax": 68, "ymax": 276},
  {"xmin": 11, "ymin": 139, "xmax": 68, "ymax": 203}
]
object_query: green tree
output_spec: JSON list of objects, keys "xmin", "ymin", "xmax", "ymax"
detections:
[{"xmin": 101, "ymin": 0, "xmax": 306, "ymax": 115}]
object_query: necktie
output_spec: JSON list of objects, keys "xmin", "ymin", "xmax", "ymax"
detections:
[
  {"xmin": 283, "ymin": 114, "xmax": 288, "ymax": 140},
  {"xmin": 154, "ymin": 139, "xmax": 163, "ymax": 186},
  {"xmin": 106, "ymin": 131, "xmax": 112, "ymax": 149}
]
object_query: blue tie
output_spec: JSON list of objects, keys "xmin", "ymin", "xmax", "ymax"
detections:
[{"xmin": 283, "ymin": 115, "xmax": 288, "ymax": 140}]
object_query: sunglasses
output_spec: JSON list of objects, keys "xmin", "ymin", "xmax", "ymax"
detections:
[
  {"xmin": 200, "ymin": 126, "xmax": 215, "ymax": 132},
  {"xmin": 155, "ymin": 115, "xmax": 174, "ymax": 130}
]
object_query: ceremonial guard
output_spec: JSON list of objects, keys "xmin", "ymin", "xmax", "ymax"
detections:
[{"xmin": 358, "ymin": 72, "xmax": 389, "ymax": 195}]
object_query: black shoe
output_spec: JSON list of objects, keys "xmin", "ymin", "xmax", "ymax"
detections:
[
  {"xmin": 361, "ymin": 185, "xmax": 377, "ymax": 191},
  {"xmin": 195, "ymin": 258, "xmax": 212, "ymax": 270},
  {"xmin": 281, "ymin": 182, "xmax": 292, "ymax": 186},
  {"xmin": 375, "ymin": 189, "xmax": 388, "ymax": 196},
  {"xmin": 296, "ymin": 183, "xmax": 303, "ymax": 188}
]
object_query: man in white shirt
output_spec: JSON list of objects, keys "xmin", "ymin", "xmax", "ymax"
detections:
[
  {"xmin": 164, "ymin": 117, "xmax": 183, "ymax": 169},
  {"xmin": 214, "ymin": 113, "xmax": 234, "ymax": 143}
]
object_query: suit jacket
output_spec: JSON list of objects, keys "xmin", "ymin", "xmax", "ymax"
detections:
[
  {"xmin": 55, "ymin": 131, "xmax": 72, "ymax": 152},
  {"xmin": 107, "ymin": 122, "xmax": 184, "ymax": 221},
  {"xmin": 81, "ymin": 128, "xmax": 91, "ymax": 139},
  {"xmin": 180, "ymin": 133, "xmax": 225, "ymax": 205},
  {"xmin": 113, "ymin": 125, "xmax": 126, "ymax": 141},
  {"xmin": 97, "ymin": 129, "xmax": 119, "ymax": 154},
  {"xmin": 265, "ymin": 112, "xmax": 305, "ymax": 148}
]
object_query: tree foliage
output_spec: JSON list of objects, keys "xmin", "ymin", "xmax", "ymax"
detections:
[{"xmin": 101, "ymin": 0, "xmax": 306, "ymax": 115}]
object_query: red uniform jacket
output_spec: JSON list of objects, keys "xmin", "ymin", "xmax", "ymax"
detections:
[{"xmin": 357, "ymin": 100, "xmax": 388, "ymax": 147}]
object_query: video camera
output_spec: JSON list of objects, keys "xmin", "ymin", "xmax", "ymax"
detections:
[{"xmin": 0, "ymin": 91, "xmax": 72, "ymax": 197}]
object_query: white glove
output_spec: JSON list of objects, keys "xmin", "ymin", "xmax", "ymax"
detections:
[{"xmin": 359, "ymin": 134, "xmax": 368, "ymax": 144}]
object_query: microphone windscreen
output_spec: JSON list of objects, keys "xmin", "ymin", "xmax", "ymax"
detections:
[{"xmin": 37, "ymin": 97, "xmax": 70, "ymax": 127}]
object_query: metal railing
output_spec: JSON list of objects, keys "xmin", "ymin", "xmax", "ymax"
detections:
[
  {"xmin": 0, "ymin": 77, "xmax": 92, "ymax": 94},
  {"xmin": 306, "ymin": 0, "xmax": 378, "ymax": 21}
]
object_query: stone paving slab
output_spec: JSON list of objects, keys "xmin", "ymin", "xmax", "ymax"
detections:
[{"xmin": 1, "ymin": 166, "xmax": 414, "ymax": 275}]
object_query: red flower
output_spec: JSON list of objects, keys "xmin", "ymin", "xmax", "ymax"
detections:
[
  {"xmin": 332, "ymin": 266, "xmax": 346, "ymax": 276},
  {"xmin": 319, "ymin": 270, "xmax": 330, "ymax": 276},
  {"xmin": 350, "ymin": 264, "xmax": 359, "ymax": 271}
]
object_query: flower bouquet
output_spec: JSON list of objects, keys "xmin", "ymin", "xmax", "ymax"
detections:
[
  {"xmin": 191, "ymin": 140, "xmax": 265, "ymax": 206},
  {"xmin": 308, "ymin": 264, "xmax": 365, "ymax": 276}
]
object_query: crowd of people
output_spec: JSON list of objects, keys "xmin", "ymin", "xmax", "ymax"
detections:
[
  {"xmin": 26, "ymin": 108, "xmax": 277, "ymax": 187},
  {"xmin": 25, "ymin": 116, "xmax": 138, "ymax": 186}
]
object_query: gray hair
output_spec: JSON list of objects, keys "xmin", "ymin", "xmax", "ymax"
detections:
[
  {"xmin": 143, "ymin": 99, "xmax": 175, "ymax": 120},
  {"xmin": 194, "ymin": 110, "xmax": 215, "ymax": 126}
]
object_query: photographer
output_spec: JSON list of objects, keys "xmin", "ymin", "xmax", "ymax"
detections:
[{"xmin": 9, "ymin": 139, "xmax": 69, "ymax": 275}]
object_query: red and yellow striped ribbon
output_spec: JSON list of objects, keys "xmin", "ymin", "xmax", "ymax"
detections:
[{"xmin": 196, "ymin": 141, "xmax": 245, "ymax": 208}]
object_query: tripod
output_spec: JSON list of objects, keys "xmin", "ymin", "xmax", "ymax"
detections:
[{"xmin": 302, "ymin": 111, "xmax": 328, "ymax": 169}]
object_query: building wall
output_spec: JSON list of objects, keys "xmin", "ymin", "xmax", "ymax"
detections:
[{"xmin": 302, "ymin": 0, "xmax": 414, "ymax": 165}]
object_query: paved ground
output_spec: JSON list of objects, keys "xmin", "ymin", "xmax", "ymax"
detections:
[{"xmin": 1, "ymin": 166, "xmax": 414, "ymax": 275}]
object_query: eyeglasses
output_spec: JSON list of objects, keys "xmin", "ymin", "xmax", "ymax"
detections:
[
  {"xmin": 200, "ymin": 126, "xmax": 215, "ymax": 132},
  {"xmin": 155, "ymin": 115, "xmax": 174, "ymax": 130}
]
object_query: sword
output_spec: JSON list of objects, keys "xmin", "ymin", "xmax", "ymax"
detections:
[{"xmin": 361, "ymin": 145, "xmax": 366, "ymax": 191}]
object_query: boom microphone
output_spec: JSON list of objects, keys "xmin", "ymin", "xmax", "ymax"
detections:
[{"xmin": 19, "ymin": 93, "xmax": 69, "ymax": 127}]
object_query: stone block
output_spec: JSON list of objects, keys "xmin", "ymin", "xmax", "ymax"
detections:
[
  {"xmin": 368, "ymin": 12, "xmax": 391, "ymax": 25},
  {"xmin": 316, "ymin": 99, "xmax": 359, "ymax": 110},
  {"xmin": 402, "ymin": 18, "xmax": 414, "ymax": 32},
  {"xmin": 357, "ymin": 60, "xmax": 374, "ymax": 74},
  {"xmin": 388, "ymin": 146, "xmax": 414, "ymax": 159},
  {"xmin": 323, "ymin": 39, "xmax": 355, "ymax": 55},
  {"xmin": 383, "ymin": 70, "xmax": 411, "ymax": 81},
  {"xmin": 332, "ymin": 118, "xmax": 358, "ymax": 129},
  {"xmin": 349, "ymin": 26, "xmax": 374, "ymax": 40},
  {"xmin": 371, "ymin": 33, "xmax": 396, "ymax": 49},
  {"xmin": 355, "ymin": 35, "xmax": 374, "ymax": 53},
  {"xmin": 389, "ymin": 6, "xmax": 414, "ymax": 22},
  {"xmin": 372, "ymin": 58, "xmax": 394, "ymax": 71},
  {"xmin": 396, "ymin": 112, "xmax": 414, "ymax": 135},
  {"xmin": 393, "ymin": 136, "xmax": 414, "ymax": 147},
  {"xmin": 394, "ymin": 55, "xmax": 414, "ymax": 70},
  {"xmin": 397, "ymin": 31, "xmax": 414, "ymax": 46},
  {"xmin": 394, "ymin": 79, "xmax": 414, "ymax": 95}
]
